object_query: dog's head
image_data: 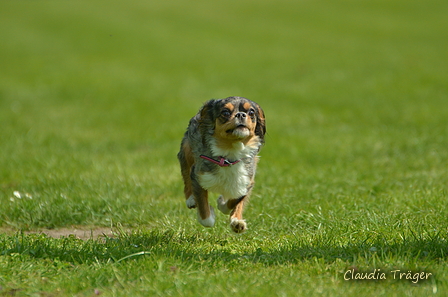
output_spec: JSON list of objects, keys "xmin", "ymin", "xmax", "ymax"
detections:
[{"xmin": 199, "ymin": 97, "xmax": 266, "ymax": 144}]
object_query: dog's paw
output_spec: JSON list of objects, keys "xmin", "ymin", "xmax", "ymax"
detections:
[
  {"xmin": 217, "ymin": 196, "xmax": 231, "ymax": 214},
  {"xmin": 197, "ymin": 206, "xmax": 215, "ymax": 227},
  {"xmin": 186, "ymin": 195, "xmax": 196, "ymax": 209},
  {"xmin": 230, "ymin": 217, "xmax": 247, "ymax": 233}
]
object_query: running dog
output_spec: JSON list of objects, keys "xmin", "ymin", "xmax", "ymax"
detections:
[{"xmin": 177, "ymin": 96, "xmax": 266, "ymax": 233}]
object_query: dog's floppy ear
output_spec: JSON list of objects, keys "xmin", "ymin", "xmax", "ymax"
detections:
[
  {"xmin": 254, "ymin": 103, "xmax": 266, "ymax": 141},
  {"xmin": 197, "ymin": 99, "xmax": 219, "ymax": 136},
  {"xmin": 199, "ymin": 99, "xmax": 218, "ymax": 121}
]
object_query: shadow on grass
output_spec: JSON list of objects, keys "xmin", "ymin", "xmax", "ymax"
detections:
[{"xmin": 0, "ymin": 229, "xmax": 446, "ymax": 267}]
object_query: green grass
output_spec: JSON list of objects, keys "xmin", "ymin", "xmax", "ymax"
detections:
[{"xmin": 1, "ymin": 0, "xmax": 447, "ymax": 296}]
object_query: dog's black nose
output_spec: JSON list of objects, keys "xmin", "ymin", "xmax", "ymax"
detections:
[{"xmin": 235, "ymin": 112, "xmax": 247, "ymax": 119}]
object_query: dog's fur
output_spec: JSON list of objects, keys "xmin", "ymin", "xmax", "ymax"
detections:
[{"xmin": 177, "ymin": 96, "xmax": 266, "ymax": 233}]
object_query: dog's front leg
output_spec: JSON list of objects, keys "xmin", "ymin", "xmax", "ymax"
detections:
[
  {"xmin": 218, "ymin": 183, "xmax": 254, "ymax": 233},
  {"xmin": 217, "ymin": 195, "xmax": 244, "ymax": 215},
  {"xmin": 228, "ymin": 184, "xmax": 254, "ymax": 233},
  {"xmin": 191, "ymin": 170, "xmax": 215, "ymax": 227},
  {"xmin": 217, "ymin": 195, "xmax": 249, "ymax": 233},
  {"xmin": 229, "ymin": 196, "xmax": 248, "ymax": 233}
]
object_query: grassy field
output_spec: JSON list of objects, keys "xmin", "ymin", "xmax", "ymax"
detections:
[{"xmin": 1, "ymin": 0, "xmax": 447, "ymax": 296}]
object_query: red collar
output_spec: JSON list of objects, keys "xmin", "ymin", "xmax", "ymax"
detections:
[{"xmin": 200, "ymin": 155, "xmax": 241, "ymax": 167}]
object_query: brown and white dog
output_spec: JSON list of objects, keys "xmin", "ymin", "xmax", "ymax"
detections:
[{"xmin": 177, "ymin": 96, "xmax": 266, "ymax": 233}]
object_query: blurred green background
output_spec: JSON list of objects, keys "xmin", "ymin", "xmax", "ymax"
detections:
[{"xmin": 0, "ymin": 0, "xmax": 447, "ymax": 229}]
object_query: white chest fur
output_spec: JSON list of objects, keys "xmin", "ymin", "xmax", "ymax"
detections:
[
  {"xmin": 198, "ymin": 140, "xmax": 256, "ymax": 198},
  {"xmin": 199, "ymin": 162, "xmax": 250, "ymax": 198}
]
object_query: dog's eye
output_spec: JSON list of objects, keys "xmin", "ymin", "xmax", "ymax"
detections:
[
  {"xmin": 248, "ymin": 109, "xmax": 255, "ymax": 117},
  {"xmin": 221, "ymin": 110, "xmax": 231, "ymax": 117}
]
